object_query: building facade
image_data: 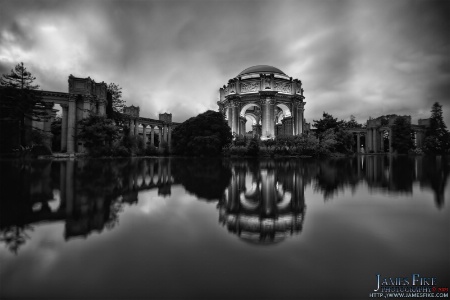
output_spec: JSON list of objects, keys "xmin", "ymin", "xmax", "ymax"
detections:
[{"xmin": 217, "ymin": 65, "xmax": 306, "ymax": 139}]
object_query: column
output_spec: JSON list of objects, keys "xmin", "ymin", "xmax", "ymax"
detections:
[
  {"xmin": 158, "ymin": 126, "xmax": 162, "ymax": 146},
  {"xmin": 227, "ymin": 105, "xmax": 233, "ymax": 131},
  {"xmin": 150, "ymin": 126, "xmax": 155, "ymax": 146},
  {"xmin": 357, "ymin": 134, "xmax": 361, "ymax": 153},
  {"xmin": 83, "ymin": 97, "xmax": 91, "ymax": 119},
  {"xmin": 389, "ymin": 128, "xmax": 393, "ymax": 153},
  {"xmin": 380, "ymin": 131, "xmax": 385, "ymax": 152},
  {"xmin": 134, "ymin": 119, "xmax": 138, "ymax": 136},
  {"xmin": 298, "ymin": 103, "xmax": 304, "ymax": 135},
  {"xmin": 67, "ymin": 96, "xmax": 76, "ymax": 153},
  {"xmin": 260, "ymin": 92, "xmax": 276, "ymax": 139},
  {"xmin": 61, "ymin": 104, "xmax": 68, "ymax": 152},
  {"xmin": 372, "ymin": 128, "xmax": 376, "ymax": 152},
  {"xmin": 164, "ymin": 125, "xmax": 168, "ymax": 142},
  {"xmin": 367, "ymin": 129, "xmax": 372, "ymax": 152},
  {"xmin": 98, "ymin": 101, "xmax": 106, "ymax": 116},
  {"xmin": 129, "ymin": 119, "xmax": 135, "ymax": 136},
  {"xmin": 142, "ymin": 125, "xmax": 147, "ymax": 145},
  {"xmin": 292, "ymin": 99, "xmax": 304, "ymax": 135},
  {"xmin": 43, "ymin": 104, "xmax": 53, "ymax": 149},
  {"xmin": 168, "ymin": 127, "xmax": 172, "ymax": 151}
]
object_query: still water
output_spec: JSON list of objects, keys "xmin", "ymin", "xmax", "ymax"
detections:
[{"xmin": 0, "ymin": 156, "xmax": 449, "ymax": 299}]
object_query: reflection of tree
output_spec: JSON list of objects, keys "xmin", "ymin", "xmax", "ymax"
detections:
[
  {"xmin": 0, "ymin": 225, "xmax": 33, "ymax": 254},
  {"xmin": 172, "ymin": 158, "xmax": 231, "ymax": 201},
  {"xmin": 419, "ymin": 156, "xmax": 449, "ymax": 208},
  {"xmin": 314, "ymin": 158, "xmax": 360, "ymax": 200}
]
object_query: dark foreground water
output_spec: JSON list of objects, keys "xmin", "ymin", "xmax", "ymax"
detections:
[{"xmin": 0, "ymin": 156, "xmax": 449, "ymax": 300}]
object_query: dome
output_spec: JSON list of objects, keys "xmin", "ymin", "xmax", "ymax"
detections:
[{"xmin": 238, "ymin": 65, "xmax": 286, "ymax": 76}]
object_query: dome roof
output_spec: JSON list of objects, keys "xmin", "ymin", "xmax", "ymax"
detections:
[{"xmin": 238, "ymin": 65, "xmax": 286, "ymax": 76}]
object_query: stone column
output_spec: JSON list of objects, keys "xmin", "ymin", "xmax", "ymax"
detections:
[
  {"xmin": 380, "ymin": 131, "xmax": 385, "ymax": 152},
  {"xmin": 164, "ymin": 125, "xmax": 168, "ymax": 143},
  {"xmin": 168, "ymin": 126, "xmax": 172, "ymax": 150},
  {"xmin": 61, "ymin": 104, "xmax": 68, "ymax": 152},
  {"xmin": 150, "ymin": 126, "xmax": 155, "ymax": 146},
  {"xmin": 83, "ymin": 97, "xmax": 91, "ymax": 119},
  {"xmin": 260, "ymin": 92, "xmax": 276, "ymax": 139},
  {"xmin": 367, "ymin": 128, "xmax": 372, "ymax": 152},
  {"xmin": 227, "ymin": 104, "xmax": 233, "ymax": 131},
  {"xmin": 134, "ymin": 119, "xmax": 138, "ymax": 136},
  {"xmin": 142, "ymin": 124, "xmax": 147, "ymax": 145},
  {"xmin": 158, "ymin": 126, "xmax": 162, "ymax": 146},
  {"xmin": 98, "ymin": 101, "xmax": 106, "ymax": 116},
  {"xmin": 389, "ymin": 128, "xmax": 393, "ymax": 153},
  {"xmin": 43, "ymin": 104, "xmax": 54, "ymax": 149},
  {"xmin": 372, "ymin": 128, "xmax": 378, "ymax": 152},
  {"xmin": 129, "ymin": 119, "xmax": 135, "ymax": 136},
  {"xmin": 67, "ymin": 95, "xmax": 76, "ymax": 153},
  {"xmin": 357, "ymin": 134, "xmax": 361, "ymax": 153},
  {"xmin": 292, "ymin": 99, "xmax": 304, "ymax": 135}
]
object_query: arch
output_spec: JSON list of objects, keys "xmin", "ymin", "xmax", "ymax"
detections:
[
  {"xmin": 276, "ymin": 110, "xmax": 284, "ymax": 124},
  {"xmin": 245, "ymin": 113, "xmax": 258, "ymax": 125},
  {"xmin": 240, "ymin": 102, "xmax": 260, "ymax": 117},
  {"xmin": 276, "ymin": 103, "xmax": 291, "ymax": 118}
]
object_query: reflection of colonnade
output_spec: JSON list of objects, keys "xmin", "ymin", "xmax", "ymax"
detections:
[
  {"xmin": 347, "ymin": 116, "xmax": 428, "ymax": 154},
  {"xmin": 123, "ymin": 106, "xmax": 177, "ymax": 148},
  {"xmin": 218, "ymin": 160, "xmax": 307, "ymax": 244},
  {"xmin": 0, "ymin": 159, "xmax": 174, "ymax": 246},
  {"xmin": 218, "ymin": 66, "xmax": 308, "ymax": 139}
]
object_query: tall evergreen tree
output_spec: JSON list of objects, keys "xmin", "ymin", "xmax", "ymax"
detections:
[
  {"xmin": 0, "ymin": 62, "xmax": 44, "ymax": 149},
  {"xmin": 424, "ymin": 102, "xmax": 450, "ymax": 154},
  {"xmin": 0, "ymin": 62, "xmax": 40, "ymax": 90},
  {"xmin": 391, "ymin": 116, "xmax": 413, "ymax": 154}
]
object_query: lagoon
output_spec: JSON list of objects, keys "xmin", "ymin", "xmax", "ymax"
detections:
[{"xmin": 0, "ymin": 156, "xmax": 449, "ymax": 299}]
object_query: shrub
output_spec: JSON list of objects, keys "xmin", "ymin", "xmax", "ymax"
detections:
[{"xmin": 247, "ymin": 137, "xmax": 259, "ymax": 156}]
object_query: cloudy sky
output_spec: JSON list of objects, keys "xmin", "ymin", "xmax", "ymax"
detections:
[{"xmin": 0, "ymin": 0, "xmax": 449, "ymax": 125}]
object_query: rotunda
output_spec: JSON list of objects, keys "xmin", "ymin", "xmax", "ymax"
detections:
[{"xmin": 217, "ymin": 65, "xmax": 306, "ymax": 139}]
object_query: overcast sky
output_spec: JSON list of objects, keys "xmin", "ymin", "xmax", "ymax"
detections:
[{"xmin": 1, "ymin": 0, "xmax": 449, "ymax": 125}]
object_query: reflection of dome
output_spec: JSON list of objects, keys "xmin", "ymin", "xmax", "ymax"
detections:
[{"xmin": 238, "ymin": 65, "xmax": 287, "ymax": 77}]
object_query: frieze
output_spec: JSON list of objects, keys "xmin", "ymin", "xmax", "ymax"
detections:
[
  {"xmin": 241, "ymin": 81, "xmax": 260, "ymax": 93},
  {"xmin": 274, "ymin": 81, "xmax": 291, "ymax": 94}
]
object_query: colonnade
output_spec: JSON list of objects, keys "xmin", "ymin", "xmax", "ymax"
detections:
[
  {"xmin": 225, "ymin": 93, "xmax": 305, "ymax": 139},
  {"xmin": 127, "ymin": 118, "xmax": 172, "ymax": 147}
]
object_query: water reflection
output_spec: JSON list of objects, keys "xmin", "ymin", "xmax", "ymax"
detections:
[
  {"xmin": 0, "ymin": 156, "xmax": 448, "ymax": 253},
  {"xmin": 218, "ymin": 159, "xmax": 306, "ymax": 244}
]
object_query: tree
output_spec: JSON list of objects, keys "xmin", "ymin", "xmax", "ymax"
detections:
[
  {"xmin": 172, "ymin": 110, "xmax": 232, "ymax": 156},
  {"xmin": 107, "ymin": 83, "xmax": 125, "ymax": 113},
  {"xmin": 313, "ymin": 112, "xmax": 343, "ymax": 137},
  {"xmin": 341, "ymin": 115, "xmax": 362, "ymax": 129},
  {"xmin": 0, "ymin": 62, "xmax": 40, "ymax": 90},
  {"xmin": 77, "ymin": 115, "xmax": 121, "ymax": 156},
  {"xmin": 391, "ymin": 116, "xmax": 413, "ymax": 154},
  {"xmin": 424, "ymin": 102, "xmax": 450, "ymax": 154},
  {"xmin": 0, "ymin": 62, "xmax": 45, "ymax": 150}
]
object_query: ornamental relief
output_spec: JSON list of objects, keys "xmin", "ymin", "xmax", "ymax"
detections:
[
  {"xmin": 274, "ymin": 82, "xmax": 291, "ymax": 94},
  {"xmin": 241, "ymin": 82, "xmax": 260, "ymax": 93}
]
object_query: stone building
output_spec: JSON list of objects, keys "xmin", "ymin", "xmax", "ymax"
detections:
[
  {"xmin": 346, "ymin": 115, "xmax": 429, "ymax": 153},
  {"xmin": 217, "ymin": 65, "xmax": 308, "ymax": 139}
]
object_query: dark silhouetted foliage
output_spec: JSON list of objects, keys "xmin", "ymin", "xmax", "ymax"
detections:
[
  {"xmin": 391, "ymin": 116, "xmax": 413, "ymax": 154},
  {"xmin": 172, "ymin": 110, "xmax": 232, "ymax": 156},
  {"xmin": 424, "ymin": 102, "xmax": 450, "ymax": 155}
]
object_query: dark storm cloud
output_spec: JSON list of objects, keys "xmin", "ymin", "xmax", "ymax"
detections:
[{"xmin": 0, "ymin": 0, "xmax": 449, "ymax": 124}]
